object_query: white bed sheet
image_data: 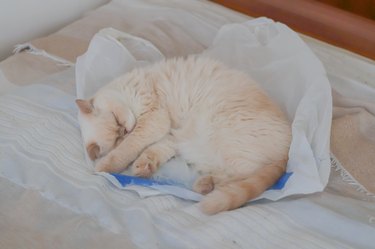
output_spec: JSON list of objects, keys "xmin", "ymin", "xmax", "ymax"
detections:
[
  {"xmin": 1, "ymin": 0, "xmax": 375, "ymax": 248},
  {"xmin": 1, "ymin": 82, "xmax": 374, "ymax": 248}
]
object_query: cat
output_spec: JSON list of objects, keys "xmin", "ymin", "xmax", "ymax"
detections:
[{"xmin": 76, "ymin": 56, "xmax": 292, "ymax": 214}]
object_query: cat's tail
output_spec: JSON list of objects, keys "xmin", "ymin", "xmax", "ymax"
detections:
[{"xmin": 199, "ymin": 160, "xmax": 287, "ymax": 215}]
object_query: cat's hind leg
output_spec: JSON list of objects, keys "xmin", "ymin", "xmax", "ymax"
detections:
[
  {"xmin": 199, "ymin": 161, "xmax": 286, "ymax": 215},
  {"xmin": 132, "ymin": 135, "xmax": 175, "ymax": 177}
]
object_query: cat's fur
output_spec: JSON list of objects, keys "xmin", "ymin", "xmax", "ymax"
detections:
[{"xmin": 76, "ymin": 56, "xmax": 292, "ymax": 214}]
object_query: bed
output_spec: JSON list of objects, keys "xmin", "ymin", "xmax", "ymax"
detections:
[{"xmin": 1, "ymin": 1, "xmax": 374, "ymax": 248}]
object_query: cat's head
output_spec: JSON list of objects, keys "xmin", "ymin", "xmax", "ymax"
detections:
[{"xmin": 75, "ymin": 95, "xmax": 136, "ymax": 161}]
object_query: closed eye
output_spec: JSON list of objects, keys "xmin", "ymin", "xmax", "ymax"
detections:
[
  {"xmin": 112, "ymin": 112, "xmax": 127, "ymax": 137},
  {"xmin": 112, "ymin": 112, "xmax": 121, "ymax": 126}
]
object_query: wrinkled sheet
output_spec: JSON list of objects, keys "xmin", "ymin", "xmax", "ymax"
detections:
[
  {"xmin": 1, "ymin": 0, "xmax": 375, "ymax": 248},
  {"xmin": 1, "ymin": 83, "xmax": 371, "ymax": 249}
]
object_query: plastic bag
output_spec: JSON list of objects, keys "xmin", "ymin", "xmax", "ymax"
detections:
[
  {"xmin": 204, "ymin": 17, "xmax": 332, "ymax": 199},
  {"xmin": 76, "ymin": 28, "xmax": 164, "ymax": 99},
  {"xmin": 76, "ymin": 18, "xmax": 332, "ymax": 201}
]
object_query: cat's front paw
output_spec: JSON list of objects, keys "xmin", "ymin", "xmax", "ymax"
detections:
[
  {"xmin": 94, "ymin": 154, "xmax": 128, "ymax": 173},
  {"xmin": 94, "ymin": 155, "xmax": 114, "ymax": 172},
  {"xmin": 132, "ymin": 153, "xmax": 159, "ymax": 178}
]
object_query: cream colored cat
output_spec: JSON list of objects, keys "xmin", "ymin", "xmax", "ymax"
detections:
[{"xmin": 76, "ymin": 56, "xmax": 291, "ymax": 214}]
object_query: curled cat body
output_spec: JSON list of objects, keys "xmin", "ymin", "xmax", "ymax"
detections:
[{"xmin": 76, "ymin": 56, "xmax": 292, "ymax": 214}]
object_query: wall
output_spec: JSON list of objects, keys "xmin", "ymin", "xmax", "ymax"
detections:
[
  {"xmin": 316, "ymin": 0, "xmax": 375, "ymax": 20},
  {"xmin": 211, "ymin": 0, "xmax": 375, "ymax": 60},
  {"xmin": 0, "ymin": 0, "xmax": 109, "ymax": 61}
]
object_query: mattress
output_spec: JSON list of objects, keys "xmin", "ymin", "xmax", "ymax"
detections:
[{"xmin": 1, "ymin": 0, "xmax": 374, "ymax": 248}]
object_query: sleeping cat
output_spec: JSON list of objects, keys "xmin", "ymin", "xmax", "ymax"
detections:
[{"xmin": 76, "ymin": 56, "xmax": 292, "ymax": 214}]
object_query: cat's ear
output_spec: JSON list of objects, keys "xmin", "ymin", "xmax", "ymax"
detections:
[
  {"xmin": 87, "ymin": 142, "xmax": 100, "ymax": 161},
  {"xmin": 76, "ymin": 99, "xmax": 93, "ymax": 114}
]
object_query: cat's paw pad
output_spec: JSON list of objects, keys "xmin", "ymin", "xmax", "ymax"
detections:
[
  {"xmin": 132, "ymin": 155, "xmax": 158, "ymax": 178},
  {"xmin": 193, "ymin": 176, "xmax": 214, "ymax": 195}
]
